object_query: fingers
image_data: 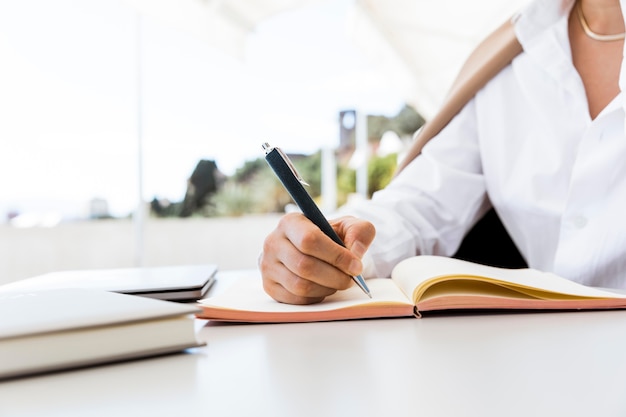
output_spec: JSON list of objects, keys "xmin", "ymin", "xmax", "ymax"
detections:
[
  {"xmin": 281, "ymin": 214, "xmax": 374, "ymax": 278},
  {"xmin": 259, "ymin": 213, "xmax": 376, "ymax": 304},
  {"xmin": 260, "ymin": 259, "xmax": 334, "ymax": 305},
  {"xmin": 260, "ymin": 216, "xmax": 350, "ymax": 304}
]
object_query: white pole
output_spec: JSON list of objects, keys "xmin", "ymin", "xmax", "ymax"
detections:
[
  {"xmin": 356, "ymin": 110, "xmax": 368, "ymax": 198},
  {"xmin": 134, "ymin": 12, "xmax": 145, "ymax": 267},
  {"xmin": 321, "ymin": 147, "xmax": 337, "ymax": 214}
]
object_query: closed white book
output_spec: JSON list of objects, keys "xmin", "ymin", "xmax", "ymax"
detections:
[{"xmin": 0, "ymin": 288, "xmax": 203, "ymax": 379}]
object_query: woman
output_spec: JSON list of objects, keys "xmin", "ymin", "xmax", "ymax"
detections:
[{"xmin": 259, "ymin": 0, "xmax": 626, "ymax": 305}]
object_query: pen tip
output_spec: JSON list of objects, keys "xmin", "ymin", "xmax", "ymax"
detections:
[{"xmin": 353, "ymin": 275, "xmax": 372, "ymax": 298}]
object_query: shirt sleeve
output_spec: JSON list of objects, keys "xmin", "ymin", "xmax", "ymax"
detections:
[{"xmin": 338, "ymin": 97, "xmax": 490, "ymax": 278}]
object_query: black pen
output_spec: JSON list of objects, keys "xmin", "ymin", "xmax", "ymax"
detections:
[{"xmin": 262, "ymin": 142, "xmax": 372, "ymax": 298}]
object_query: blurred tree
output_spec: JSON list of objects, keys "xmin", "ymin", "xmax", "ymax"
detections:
[
  {"xmin": 232, "ymin": 158, "xmax": 267, "ymax": 184},
  {"xmin": 149, "ymin": 104, "xmax": 419, "ymax": 218},
  {"xmin": 367, "ymin": 104, "xmax": 424, "ymax": 140},
  {"xmin": 336, "ymin": 163, "xmax": 356, "ymax": 206},
  {"xmin": 260, "ymin": 151, "xmax": 322, "ymax": 212},
  {"xmin": 291, "ymin": 151, "xmax": 321, "ymax": 198},
  {"xmin": 393, "ymin": 104, "xmax": 425, "ymax": 135},
  {"xmin": 368, "ymin": 154, "xmax": 397, "ymax": 197},
  {"xmin": 207, "ymin": 183, "xmax": 256, "ymax": 217},
  {"xmin": 150, "ymin": 197, "xmax": 183, "ymax": 217},
  {"xmin": 203, "ymin": 152, "xmax": 322, "ymax": 216},
  {"xmin": 179, "ymin": 160, "xmax": 224, "ymax": 217}
]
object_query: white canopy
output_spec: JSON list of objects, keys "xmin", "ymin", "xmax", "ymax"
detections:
[
  {"xmin": 124, "ymin": 0, "xmax": 319, "ymax": 59},
  {"xmin": 349, "ymin": 0, "xmax": 530, "ymax": 119},
  {"xmin": 125, "ymin": 0, "xmax": 530, "ymax": 119}
]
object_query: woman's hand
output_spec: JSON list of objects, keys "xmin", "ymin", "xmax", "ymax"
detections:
[{"xmin": 259, "ymin": 213, "xmax": 375, "ymax": 305}]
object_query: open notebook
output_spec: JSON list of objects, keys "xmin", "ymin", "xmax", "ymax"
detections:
[{"xmin": 197, "ymin": 256, "xmax": 626, "ymax": 322}]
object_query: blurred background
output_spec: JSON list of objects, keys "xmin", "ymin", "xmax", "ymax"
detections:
[{"xmin": 0, "ymin": 0, "xmax": 529, "ymax": 283}]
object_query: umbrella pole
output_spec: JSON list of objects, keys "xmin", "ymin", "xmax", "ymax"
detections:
[{"xmin": 134, "ymin": 11, "xmax": 145, "ymax": 267}]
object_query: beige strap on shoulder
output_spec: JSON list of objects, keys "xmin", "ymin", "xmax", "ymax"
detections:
[{"xmin": 395, "ymin": 18, "xmax": 523, "ymax": 174}]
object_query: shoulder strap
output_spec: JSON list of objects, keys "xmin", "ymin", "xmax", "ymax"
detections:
[{"xmin": 395, "ymin": 18, "xmax": 523, "ymax": 173}]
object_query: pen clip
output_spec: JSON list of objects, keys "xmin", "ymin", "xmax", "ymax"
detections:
[{"xmin": 262, "ymin": 142, "xmax": 310, "ymax": 186}]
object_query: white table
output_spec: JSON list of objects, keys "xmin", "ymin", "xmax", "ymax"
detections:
[{"xmin": 1, "ymin": 270, "xmax": 626, "ymax": 417}]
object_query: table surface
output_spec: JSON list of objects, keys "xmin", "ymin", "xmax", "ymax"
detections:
[{"xmin": 1, "ymin": 270, "xmax": 626, "ymax": 417}]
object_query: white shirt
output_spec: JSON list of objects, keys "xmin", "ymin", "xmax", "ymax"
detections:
[{"xmin": 344, "ymin": 0, "xmax": 626, "ymax": 289}]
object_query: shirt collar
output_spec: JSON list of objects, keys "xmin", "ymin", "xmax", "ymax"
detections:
[
  {"xmin": 515, "ymin": 0, "xmax": 626, "ymax": 103},
  {"xmin": 513, "ymin": 0, "xmax": 581, "ymax": 98},
  {"xmin": 513, "ymin": 0, "xmax": 575, "ymax": 48}
]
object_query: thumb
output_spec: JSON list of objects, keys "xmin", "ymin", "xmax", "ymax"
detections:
[{"xmin": 330, "ymin": 216, "xmax": 376, "ymax": 259}]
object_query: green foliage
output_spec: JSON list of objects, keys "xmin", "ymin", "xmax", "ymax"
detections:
[
  {"xmin": 205, "ymin": 183, "xmax": 256, "ymax": 217},
  {"xmin": 208, "ymin": 167, "xmax": 284, "ymax": 215},
  {"xmin": 336, "ymin": 164, "xmax": 356, "ymax": 206},
  {"xmin": 367, "ymin": 104, "xmax": 424, "ymax": 140},
  {"xmin": 232, "ymin": 158, "xmax": 266, "ymax": 184},
  {"xmin": 151, "ymin": 151, "xmax": 399, "ymax": 217},
  {"xmin": 150, "ymin": 198, "xmax": 183, "ymax": 217},
  {"xmin": 291, "ymin": 151, "xmax": 321, "ymax": 198},
  {"xmin": 250, "ymin": 165, "xmax": 294, "ymax": 213},
  {"xmin": 394, "ymin": 105, "xmax": 425, "ymax": 135},
  {"xmin": 201, "ymin": 152, "xmax": 323, "ymax": 216},
  {"xmin": 368, "ymin": 154, "xmax": 397, "ymax": 197},
  {"xmin": 335, "ymin": 154, "xmax": 397, "ymax": 204}
]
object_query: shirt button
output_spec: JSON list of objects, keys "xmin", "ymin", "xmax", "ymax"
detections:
[{"xmin": 571, "ymin": 215, "xmax": 588, "ymax": 229}]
